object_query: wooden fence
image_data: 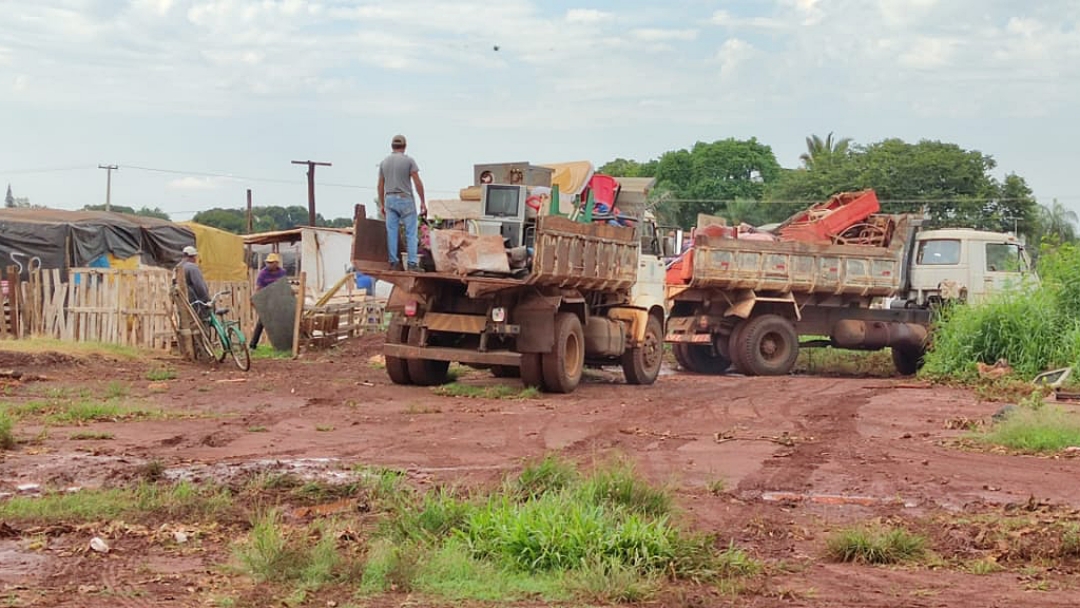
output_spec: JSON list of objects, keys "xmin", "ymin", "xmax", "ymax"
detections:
[
  {"xmin": 5, "ymin": 266, "xmax": 387, "ymax": 353},
  {"xmin": 12, "ymin": 268, "xmax": 254, "ymax": 351}
]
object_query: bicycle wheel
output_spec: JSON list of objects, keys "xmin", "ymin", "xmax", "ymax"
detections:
[
  {"xmin": 226, "ymin": 324, "xmax": 251, "ymax": 371},
  {"xmin": 193, "ymin": 318, "xmax": 217, "ymax": 363}
]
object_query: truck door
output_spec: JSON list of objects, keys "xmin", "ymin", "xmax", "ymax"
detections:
[{"xmin": 981, "ymin": 241, "xmax": 1027, "ymax": 300}]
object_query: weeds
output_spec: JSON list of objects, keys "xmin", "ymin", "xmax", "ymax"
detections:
[
  {"xmin": 977, "ymin": 406, "xmax": 1080, "ymax": 453},
  {"xmin": 924, "ymin": 243, "xmax": 1080, "ymax": 380},
  {"xmin": 433, "ymin": 383, "xmax": 539, "ymax": 400},
  {"xmin": 69, "ymin": 431, "xmax": 114, "ymax": 441},
  {"xmin": 145, "ymin": 367, "xmax": 177, "ymax": 381},
  {"xmin": 0, "ymin": 411, "xmax": 15, "ymax": 450},
  {"xmin": 103, "ymin": 381, "xmax": 129, "ymax": 399},
  {"xmin": 796, "ymin": 346, "xmax": 895, "ymax": 377},
  {"xmin": 707, "ymin": 479, "xmax": 727, "ymax": 495},
  {"xmin": 0, "ymin": 481, "xmax": 233, "ymax": 523},
  {"xmin": 247, "ymin": 426, "xmax": 268, "ymax": 433},
  {"xmin": 826, "ymin": 523, "xmax": 927, "ymax": 564}
]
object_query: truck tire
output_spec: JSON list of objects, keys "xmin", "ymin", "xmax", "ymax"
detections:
[
  {"xmin": 728, "ymin": 322, "xmax": 751, "ymax": 374},
  {"xmin": 622, "ymin": 315, "xmax": 663, "ymax": 385},
  {"xmin": 892, "ymin": 346, "xmax": 924, "ymax": 376},
  {"xmin": 491, "ymin": 365, "xmax": 521, "ymax": 378},
  {"xmin": 385, "ymin": 317, "xmax": 412, "ymax": 385},
  {"xmin": 542, "ymin": 313, "xmax": 584, "ymax": 393},
  {"xmin": 520, "ymin": 353, "xmax": 545, "ymax": 390},
  {"xmin": 406, "ymin": 326, "xmax": 450, "ymax": 386},
  {"xmin": 736, "ymin": 314, "xmax": 799, "ymax": 376},
  {"xmin": 673, "ymin": 343, "xmax": 695, "ymax": 371}
]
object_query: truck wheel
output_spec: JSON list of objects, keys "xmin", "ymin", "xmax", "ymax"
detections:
[
  {"xmin": 520, "ymin": 353, "xmax": 545, "ymax": 390},
  {"xmin": 385, "ymin": 317, "xmax": 412, "ymax": 385},
  {"xmin": 728, "ymin": 322, "xmax": 750, "ymax": 374},
  {"xmin": 892, "ymin": 347, "xmax": 924, "ymax": 376},
  {"xmin": 542, "ymin": 313, "xmax": 584, "ymax": 393},
  {"xmin": 406, "ymin": 326, "xmax": 450, "ymax": 386},
  {"xmin": 737, "ymin": 315, "xmax": 799, "ymax": 376},
  {"xmin": 491, "ymin": 365, "xmax": 521, "ymax": 378},
  {"xmin": 622, "ymin": 315, "xmax": 663, "ymax": 385},
  {"xmin": 673, "ymin": 343, "xmax": 695, "ymax": 371}
]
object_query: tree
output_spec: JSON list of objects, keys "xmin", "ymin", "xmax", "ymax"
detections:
[
  {"xmin": 800, "ymin": 132, "xmax": 852, "ymax": 169},
  {"xmin": 4, "ymin": 184, "xmax": 13, "ymax": 208},
  {"xmin": 191, "ymin": 205, "xmax": 354, "ymax": 233},
  {"xmin": 602, "ymin": 139, "xmax": 782, "ymax": 228},
  {"xmin": 192, "ymin": 208, "xmax": 247, "ymax": 233},
  {"xmin": 83, "ymin": 204, "xmax": 171, "ymax": 220},
  {"xmin": 767, "ymin": 138, "xmax": 1038, "ymax": 236},
  {"xmin": 1033, "ymin": 199, "xmax": 1078, "ymax": 245}
]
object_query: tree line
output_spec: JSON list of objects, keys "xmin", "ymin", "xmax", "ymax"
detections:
[
  {"xmin": 600, "ymin": 134, "xmax": 1075, "ymax": 245},
  {"xmin": 78, "ymin": 204, "xmax": 354, "ymax": 233}
]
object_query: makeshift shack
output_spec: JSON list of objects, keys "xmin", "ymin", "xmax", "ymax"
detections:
[
  {"xmin": 243, "ymin": 226, "xmax": 387, "ymax": 351},
  {"xmin": 0, "ymin": 208, "xmax": 194, "ymax": 278}
]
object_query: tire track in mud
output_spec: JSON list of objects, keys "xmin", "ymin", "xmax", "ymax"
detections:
[{"xmin": 735, "ymin": 382, "xmax": 883, "ymax": 495}]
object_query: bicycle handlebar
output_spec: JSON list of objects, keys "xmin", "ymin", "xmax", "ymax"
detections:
[{"xmin": 192, "ymin": 289, "xmax": 232, "ymax": 308}]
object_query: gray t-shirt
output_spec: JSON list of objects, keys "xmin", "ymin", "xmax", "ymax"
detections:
[{"xmin": 379, "ymin": 153, "xmax": 419, "ymax": 200}]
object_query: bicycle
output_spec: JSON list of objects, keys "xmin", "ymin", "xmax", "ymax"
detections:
[{"xmin": 192, "ymin": 290, "xmax": 251, "ymax": 371}]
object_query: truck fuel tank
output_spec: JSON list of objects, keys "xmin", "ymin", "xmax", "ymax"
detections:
[
  {"xmin": 830, "ymin": 319, "xmax": 927, "ymax": 352},
  {"xmin": 584, "ymin": 317, "xmax": 627, "ymax": 358}
]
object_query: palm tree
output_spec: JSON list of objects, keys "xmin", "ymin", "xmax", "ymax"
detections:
[
  {"xmin": 799, "ymin": 132, "xmax": 852, "ymax": 169},
  {"xmin": 1037, "ymin": 199, "xmax": 1079, "ymax": 243}
]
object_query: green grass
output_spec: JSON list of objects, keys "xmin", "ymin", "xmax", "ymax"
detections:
[
  {"xmin": 247, "ymin": 426, "xmax": 269, "ymax": 433},
  {"xmin": 825, "ymin": 524, "xmax": 928, "ymax": 564},
  {"xmin": 103, "ymin": 381, "xmax": 130, "ymax": 399},
  {"xmin": 0, "ymin": 338, "xmax": 145, "ymax": 360},
  {"xmin": 976, "ymin": 406, "xmax": 1080, "ymax": 453},
  {"xmin": 145, "ymin": 367, "xmax": 177, "ymax": 381},
  {"xmin": 355, "ymin": 457, "xmax": 752, "ymax": 602},
  {"xmin": 1, "ymin": 395, "xmax": 159, "ymax": 425},
  {"xmin": 795, "ymin": 345, "xmax": 896, "ymax": 377},
  {"xmin": 69, "ymin": 431, "xmax": 114, "ymax": 441},
  {"xmin": 707, "ymin": 478, "xmax": 727, "ymax": 495},
  {"xmin": 432, "ymin": 383, "xmax": 540, "ymax": 400},
  {"xmin": 250, "ymin": 347, "xmax": 293, "ymax": 360},
  {"xmin": 0, "ymin": 481, "xmax": 234, "ymax": 523},
  {"xmin": 0, "ymin": 411, "xmax": 15, "ymax": 450},
  {"xmin": 923, "ymin": 242, "xmax": 1080, "ymax": 381}
]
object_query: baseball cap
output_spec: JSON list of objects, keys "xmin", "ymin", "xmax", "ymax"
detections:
[
  {"xmin": 266, "ymin": 253, "xmax": 281, "ymax": 263},
  {"xmin": 391, "ymin": 134, "xmax": 407, "ymax": 146},
  {"xmin": 182, "ymin": 245, "xmax": 198, "ymax": 257}
]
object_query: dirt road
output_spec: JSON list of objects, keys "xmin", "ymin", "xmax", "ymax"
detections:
[{"xmin": 3, "ymin": 339, "xmax": 1080, "ymax": 606}]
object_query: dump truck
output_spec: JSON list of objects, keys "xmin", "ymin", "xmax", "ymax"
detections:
[
  {"xmin": 665, "ymin": 195, "xmax": 1033, "ymax": 376},
  {"xmin": 352, "ymin": 162, "xmax": 667, "ymax": 393}
]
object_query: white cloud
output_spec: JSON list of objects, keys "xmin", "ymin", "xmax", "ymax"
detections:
[
  {"xmin": 566, "ymin": 8, "xmax": 610, "ymax": 23},
  {"xmin": 167, "ymin": 176, "xmax": 223, "ymax": 191},
  {"xmin": 12, "ymin": 75, "xmax": 27, "ymax": 92},
  {"xmin": 710, "ymin": 10, "xmax": 787, "ymax": 30},
  {"xmin": 898, "ymin": 36, "xmax": 956, "ymax": 69},
  {"xmin": 630, "ymin": 28, "xmax": 698, "ymax": 42}
]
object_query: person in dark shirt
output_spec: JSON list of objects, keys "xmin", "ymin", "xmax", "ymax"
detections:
[
  {"xmin": 178, "ymin": 246, "xmax": 211, "ymax": 315},
  {"xmin": 249, "ymin": 252, "xmax": 288, "ymax": 350}
]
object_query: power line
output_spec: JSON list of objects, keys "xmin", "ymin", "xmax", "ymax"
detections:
[
  {"xmin": 119, "ymin": 164, "xmax": 460, "ymax": 195},
  {"xmin": 0, "ymin": 165, "xmax": 92, "ymax": 174}
]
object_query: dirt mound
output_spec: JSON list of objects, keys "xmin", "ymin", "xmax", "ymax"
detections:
[
  {"xmin": 0, "ymin": 350, "xmax": 80, "ymax": 369},
  {"xmin": 314, "ymin": 332, "xmax": 386, "ymax": 362}
]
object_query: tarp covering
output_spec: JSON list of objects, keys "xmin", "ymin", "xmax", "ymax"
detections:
[
  {"xmin": 541, "ymin": 161, "xmax": 594, "ymax": 215},
  {"xmin": 179, "ymin": 221, "xmax": 248, "ymax": 282},
  {"xmin": 0, "ymin": 208, "xmax": 195, "ymax": 278}
]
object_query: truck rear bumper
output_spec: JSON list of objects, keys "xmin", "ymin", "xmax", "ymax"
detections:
[
  {"xmin": 383, "ymin": 344, "xmax": 521, "ymax": 367},
  {"xmin": 665, "ymin": 332, "xmax": 712, "ymax": 344}
]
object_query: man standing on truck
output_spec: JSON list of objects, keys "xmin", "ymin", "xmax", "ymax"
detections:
[{"xmin": 378, "ymin": 134, "xmax": 427, "ymax": 272}]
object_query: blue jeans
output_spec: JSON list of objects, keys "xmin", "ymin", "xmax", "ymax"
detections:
[{"xmin": 385, "ymin": 194, "xmax": 418, "ymax": 267}]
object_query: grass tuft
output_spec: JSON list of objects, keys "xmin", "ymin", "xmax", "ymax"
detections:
[
  {"xmin": 978, "ymin": 406, "xmax": 1080, "ymax": 453},
  {"xmin": 0, "ymin": 410, "xmax": 15, "ymax": 450},
  {"xmin": 433, "ymin": 383, "xmax": 539, "ymax": 400},
  {"xmin": 145, "ymin": 367, "xmax": 178, "ymax": 381},
  {"xmin": 69, "ymin": 431, "xmax": 114, "ymax": 441},
  {"xmin": 826, "ymin": 523, "xmax": 927, "ymax": 564},
  {"xmin": 0, "ymin": 481, "xmax": 233, "ymax": 523}
]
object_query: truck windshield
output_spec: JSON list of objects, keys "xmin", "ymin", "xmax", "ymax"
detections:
[
  {"xmin": 917, "ymin": 239, "xmax": 961, "ymax": 265},
  {"xmin": 986, "ymin": 243, "xmax": 1025, "ymax": 272}
]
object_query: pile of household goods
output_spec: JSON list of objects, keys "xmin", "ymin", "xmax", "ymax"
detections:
[
  {"xmin": 666, "ymin": 189, "xmax": 895, "ymax": 284},
  {"xmin": 420, "ymin": 161, "xmax": 650, "ymax": 277}
]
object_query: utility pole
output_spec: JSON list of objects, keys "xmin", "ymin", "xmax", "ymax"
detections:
[
  {"xmin": 291, "ymin": 160, "xmax": 332, "ymax": 226},
  {"xmin": 98, "ymin": 164, "xmax": 118, "ymax": 211},
  {"xmin": 246, "ymin": 188, "xmax": 253, "ymax": 234}
]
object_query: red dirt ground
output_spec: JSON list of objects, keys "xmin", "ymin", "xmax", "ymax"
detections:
[{"xmin": 3, "ymin": 337, "xmax": 1080, "ymax": 607}]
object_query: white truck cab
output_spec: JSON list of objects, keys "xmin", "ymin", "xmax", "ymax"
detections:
[{"xmin": 905, "ymin": 228, "xmax": 1033, "ymax": 306}]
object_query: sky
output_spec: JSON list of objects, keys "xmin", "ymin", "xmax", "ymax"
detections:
[{"xmin": 2, "ymin": 0, "xmax": 1080, "ymax": 223}]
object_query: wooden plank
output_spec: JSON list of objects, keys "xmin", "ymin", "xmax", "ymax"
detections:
[{"xmin": 292, "ymin": 271, "xmax": 306, "ymax": 358}]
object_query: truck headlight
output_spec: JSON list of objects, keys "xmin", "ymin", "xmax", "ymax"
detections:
[
  {"xmin": 491, "ymin": 307, "xmax": 506, "ymax": 323},
  {"xmin": 405, "ymin": 301, "xmax": 418, "ymax": 317}
]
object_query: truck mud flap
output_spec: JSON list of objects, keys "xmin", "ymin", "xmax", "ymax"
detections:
[
  {"xmin": 513, "ymin": 295, "xmax": 560, "ymax": 353},
  {"xmin": 382, "ymin": 344, "xmax": 521, "ymax": 367}
]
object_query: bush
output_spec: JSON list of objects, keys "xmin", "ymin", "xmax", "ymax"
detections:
[
  {"xmin": 0, "ymin": 411, "xmax": 15, "ymax": 450},
  {"xmin": 923, "ymin": 243, "xmax": 1080, "ymax": 380}
]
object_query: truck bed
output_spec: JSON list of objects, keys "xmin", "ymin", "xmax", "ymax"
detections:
[
  {"xmin": 679, "ymin": 215, "xmax": 914, "ymax": 298},
  {"xmin": 353, "ymin": 215, "xmax": 639, "ymax": 297}
]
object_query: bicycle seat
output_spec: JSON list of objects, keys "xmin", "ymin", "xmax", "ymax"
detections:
[{"xmin": 215, "ymin": 307, "xmax": 230, "ymax": 316}]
